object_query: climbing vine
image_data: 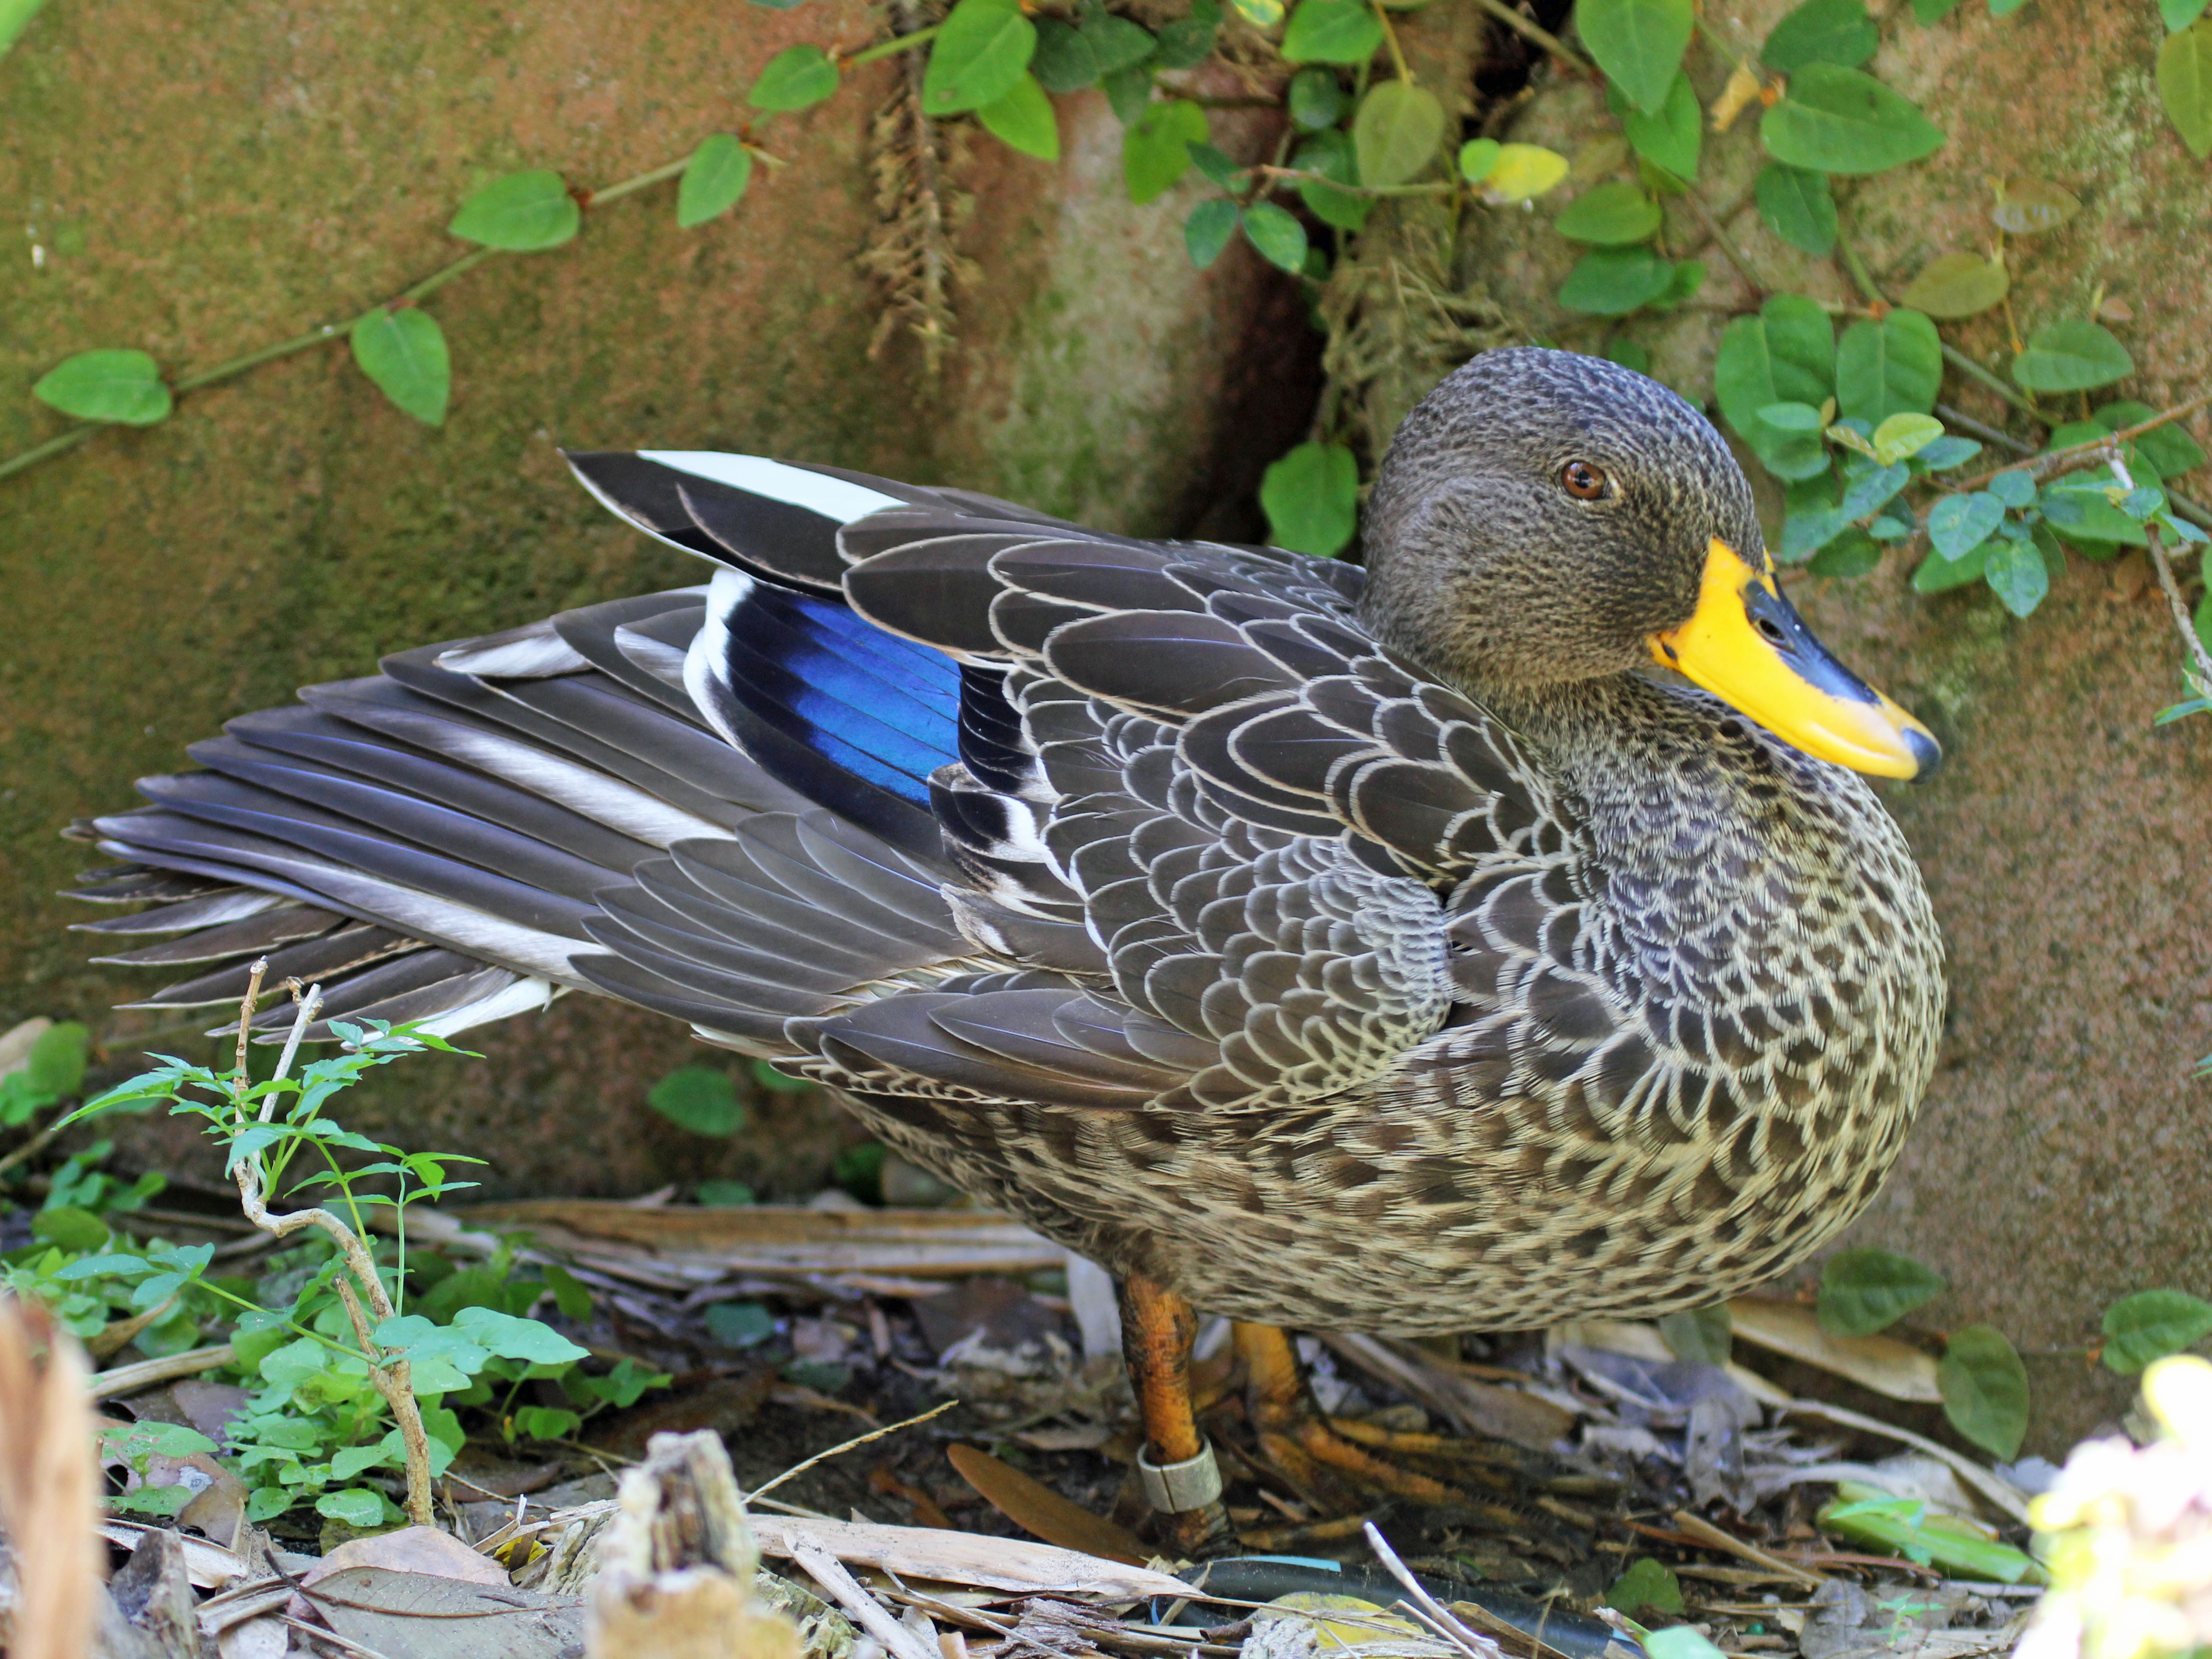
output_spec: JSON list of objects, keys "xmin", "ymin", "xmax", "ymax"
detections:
[{"xmin": 6, "ymin": 0, "xmax": 2212, "ymax": 710}]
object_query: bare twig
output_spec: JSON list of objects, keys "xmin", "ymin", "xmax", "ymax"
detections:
[
  {"xmin": 87, "ymin": 1341, "xmax": 237, "ymax": 1400},
  {"xmin": 745, "ymin": 1398, "xmax": 957, "ymax": 1504},
  {"xmin": 2144, "ymin": 522, "xmax": 2212, "ymax": 693},
  {"xmin": 1950, "ymin": 392, "xmax": 2212, "ymax": 493},
  {"xmin": 1362, "ymin": 1521, "xmax": 1505, "ymax": 1659},
  {"xmin": 0, "ymin": 1118, "xmax": 68, "ymax": 1180}
]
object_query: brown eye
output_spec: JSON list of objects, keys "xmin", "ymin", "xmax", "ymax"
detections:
[{"xmin": 1561, "ymin": 460, "xmax": 1608, "ymax": 500}]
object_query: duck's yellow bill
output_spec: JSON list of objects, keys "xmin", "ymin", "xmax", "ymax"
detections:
[{"xmin": 1648, "ymin": 540, "xmax": 1941, "ymax": 781}]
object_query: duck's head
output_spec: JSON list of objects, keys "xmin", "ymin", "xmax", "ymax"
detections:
[{"xmin": 1360, "ymin": 346, "xmax": 1940, "ymax": 781}]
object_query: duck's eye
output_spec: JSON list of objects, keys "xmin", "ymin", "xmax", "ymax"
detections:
[{"xmin": 1560, "ymin": 460, "xmax": 1609, "ymax": 500}]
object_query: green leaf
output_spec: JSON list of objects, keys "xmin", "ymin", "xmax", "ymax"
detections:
[
  {"xmin": 1653, "ymin": 258, "xmax": 1704, "ymax": 310},
  {"xmin": 1642, "ymin": 1630, "xmax": 1729, "ymax": 1659},
  {"xmin": 1480, "ymin": 143, "xmax": 1569, "ymax": 201},
  {"xmin": 1871, "ymin": 411, "xmax": 1944, "ymax": 463},
  {"xmin": 515, "ymin": 1406, "xmax": 583, "ymax": 1442},
  {"xmin": 317, "ymin": 1488, "xmax": 387, "ymax": 1528},
  {"xmin": 1123, "ymin": 99, "xmax": 1209, "ymax": 204},
  {"xmin": 1576, "ymin": 0, "xmax": 1693, "ymax": 114},
  {"xmin": 1990, "ymin": 177, "xmax": 2080, "ymax": 235},
  {"xmin": 1754, "ymin": 163, "xmax": 1838, "ymax": 255},
  {"xmin": 1101, "ymin": 64, "xmax": 1154, "ymax": 123},
  {"xmin": 1261, "ymin": 441, "xmax": 1359, "ymax": 557},
  {"xmin": 1185, "ymin": 199, "xmax": 1240, "ymax": 269},
  {"xmin": 1713, "ymin": 293, "xmax": 1836, "ymax": 478},
  {"xmin": 1228, "ymin": 0, "xmax": 1284, "ymax": 23},
  {"xmin": 1604, "ymin": 1557, "xmax": 1686, "ymax": 1616},
  {"xmin": 2095, "ymin": 400, "xmax": 2209, "ymax": 477},
  {"xmin": 2159, "ymin": 21, "xmax": 2212, "ymax": 157},
  {"xmin": 1084, "ymin": 10, "xmax": 1158, "ymax": 74},
  {"xmin": 1913, "ymin": 0, "xmax": 1960, "ymax": 14},
  {"xmin": 1899, "ymin": 251, "xmax": 2008, "ymax": 319},
  {"xmin": 1353, "ymin": 79, "xmax": 1444, "ymax": 187},
  {"xmin": 1988, "ymin": 469, "xmax": 2036, "ymax": 508},
  {"xmin": 2164, "ymin": 0, "xmax": 2210, "ymax": 31},
  {"xmin": 542, "ymin": 1262, "xmax": 594, "ymax": 1322},
  {"xmin": 1554, "ymin": 182, "xmax": 1661, "ymax": 245},
  {"xmin": 1604, "ymin": 338, "xmax": 1651, "ymax": 375},
  {"xmin": 1808, "ymin": 529, "xmax": 1882, "ymax": 576},
  {"xmin": 1656, "ymin": 1304, "xmax": 1731, "ymax": 1366},
  {"xmin": 1839, "ymin": 460, "xmax": 1909, "ymax": 519},
  {"xmin": 329, "ymin": 1444, "xmax": 397, "ymax": 1480},
  {"xmin": 1916, "ymin": 435, "xmax": 1981, "ymax": 469},
  {"xmin": 676, "ymin": 134, "xmax": 753, "ymax": 228},
  {"xmin": 1915, "ymin": 542, "xmax": 1986, "ymax": 591},
  {"xmin": 32, "ymin": 349, "xmax": 172, "ymax": 425},
  {"xmin": 447, "ymin": 170, "xmax": 579, "ymax": 251},
  {"xmin": 1281, "ymin": 0, "xmax": 1382, "ymax": 63},
  {"xmin": 1155, "ymin": 0, "xmax": 1219, "ymax": 69},
  {"xmin": 1031, "ymin": 19, "xmax": 1101, "ymax": 91},
  {"xmin": 1983, "ymin": 536, "xmax": 2049, "ymax": 616},
  {"xmin": 1619, "ymin": 71, "xmax": 1700, "ymax": 180},
  {"xmin": 1288, "ymin": 66, "xmax": 1347, "ymax": 130},
  {"xmin": 33, "ymin": 1207, "xmax": 109, "ymax": 1251},
  {"xmin": 1295, "ymin": 131, "xmax": 1372, "ymax": 231},
  {"xmin": 2103, "ymin": 1290, "xmax": 2212, "ymax": 1374},
  {"xmin": 1938, "ymin": 1324, "xmax": 2029, "ymax": 1459},
  {"xmin": 647, "ymin": 1066, "xmax": 744, "ymax": 1137},
  {"xmin": 978, "ymin": 73, "xmax": 1059, "ymax": 159},
  {"xmin": 1762, "ymin": 0, "xmax": 1877, "ymax": 71},
  {"xmin": 1759, "ymin": 401, "xmax": 1825, "ymax": 431},
  {"xmin": 2013, "ymin": 319, "xmax": 2134, "ymax": 392},
  {"xmin": 923, "ymin": 0, "xmax": 1037, "ymax": 114},
  {"xmin": 1557, "ymin": 247, "xmax": 1674, "ymax": 316},
  {"xmin": 1240, "ymin": 202, "xmax": 1310, "ymax": 274},
  {"xmin": 695, "ymin": 1178, "xmax": 756, "ymax": 1206},
  {"xmin": 748, "ymin": 45, "xmax": 841, "ymax": 112},
  {"xmin": 1818, "ymin": 1248, "xmax": 1946, "ymax": 1334},
  {"xmin": 1835, "ymin": 309, "xmax": 1940, "ymax": 423},
  {"xmin": 0, "ymin": 0, "xmax": 52, "ymax": 56},
  {"xmin": 1457, "ymin": 138, "xmax": 1502, "ymax": 183},
  {"xmin": 23, "ymin": 1022, "xmax": 88, "ymax": 1098},
  {"xmin": 1760, "ymin": 64, "xmax": 1945, "ymax": 174},
  {"xmin": 1928, "ymin": 493, "xmax": 2004, "ymax": 560},
  {"xmin": 452, "ymin": 1306, "xmax": 591, "ymax": 1365},
  {"xmin": 707, "ymin": 1300, "xmax": 777, "ymax": 1347}
]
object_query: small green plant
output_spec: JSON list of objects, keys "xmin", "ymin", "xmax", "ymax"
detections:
[{"xmin": 0, "ymin": 970, "xmax": 670, "ymax": 1528}]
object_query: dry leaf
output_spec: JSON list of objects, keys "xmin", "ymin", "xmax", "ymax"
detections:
[
  {"xmin": 945, "ymin": 1443, "xmax": 1149, "ymax": 1565},
  {"xmin": 1727, "ymin": 1299, "xmax": 1942, "ymax": 1403},
  {"xmin": 1711, "ymin": 63, "xmax": 1765, "ymax": 132},
  {"xmin": 748, "ymin": 1514, "xmax": 1190, "ymax": 1600}
]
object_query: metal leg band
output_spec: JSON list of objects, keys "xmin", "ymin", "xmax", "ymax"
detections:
[{"xmin": 1137, "ymin": 1440, "xmax": 1223, "ymax": 1513}]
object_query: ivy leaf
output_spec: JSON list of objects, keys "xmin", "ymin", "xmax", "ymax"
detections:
[
  {"xmin": 1990, "ymin": 177, "xmax": 2081, "ymax": 235},
  {"xmin": 1280, "ymin": 0, "xmax": 1382, "ymax": 64},
  {"xmin": 1619, "ymin": 71, "xmax": 1700, "ymax": 180},
  {"xmin": 1604, "ymin": 338, "xmax": 1650, "ymax": 374},
  {"xmin": 1836, "ymin": 309, "xmax": 1940, "ymax": 423},
  {"xmin": 1839, "ymin": 461, "xmax": 1909, "ymax": 519},
  {"xmin": 317, "ymin": 1489, "xmax": 388, "ymax": 1528},
  {"xmin": 1185, "ymin": 199, "xmax": 1240, "ymax": 269},
  {"xmin": 1294, "ymin": 130, "xmax": 1371, "ymax": 230},
  {"xmin": 1122, "ymin": 99, "xmax": 1208, "ymax": 204},
  {"xmin": 1760, "ymin": 64, "xmax": 1944, "ymax": 174},
  {"xmin": 349, "ymin": 309, "xmax": 450, "ymax": 427},
  {"xmin": 1288, "ymin": 67, "xmax": 1347, "ymax": 130},
  {"xmin": 1916, "ymin": 435, "xmax": 1982, "ymax": 469},
  {"xmin": 2095, "ymin": 400, "xmax": 2209, "ymax": 477},
  {"xmin": 1353, "ymin": 79, "xmax": 1445, "ymax": 187},
  {"xmin": 1758, "ymin": 401, "xmax": 1825, "ymax": 431},
  {"xmin": 452, "ymin": 1305, "xmax": 591, "ymax": 1365},
  {"xmin": 1870, "ymin": 411, "xmax": 1945, "ymax": 463},
  {"xmin": 1761, "ymin": 0, "xmax": 1877, "ymax": 72},
  {"xmin": 2163, "ymin": 0, "xmax": 2210, "ymax": 30},
  {"xmin": 1754, "ymin": 163, "xmax": 1838, "ymax": 255},
  {"xmin": 1936, "ymin": 1325, "xmax": 2029, "ymax": 1459},
  {"xmin": 447, "ymin": 169, "xmax": 580, "ymax": 251},
  {"xmin": 2013, "ymin": 319, "xmax": 2134, "ymax": 392},
  {"xmin": 1240, "ymin": 202, "xmax": 1309, "ymax": 274},
  {"xmin": 2159, "ymin": 21, "xmax": 2212, "ymax": 157},
  {"xmin": 1818, "ymin": 1248, "xmax": 1945, "ymax": 1334},
  {"xmin": 747, "ymin": 45, "xmax": 840, "ymax": 113},
  {"xmin": 1101, "ymin": 65, "xmax": 1154, "ymax": 124},
  {"xmin": 1982, "ymin": 536, "xmax": 2050, "ymax": 616},
  {"xmin": 648, "ymin": 1066, "xmax": 744, "ymax": 1136},
  {"xmin": 1553, "ymin": 181, "xmax": 1661, "ymax": 245},
  {"xmin": 1808, "ymin": 529, "xmax": 1882, "ymax": 576},
  {"xmin": 1576, "ymin": 0, "xmax": 1693, "ymax": 115},
  {"xmin": 1261, "ymin": 441, "xmax": 1359, "ymax": 557},
  {"xmin": 1927, "ymin": 493, "xmax": 2004, "ymax": 561},
  {"xmin": 978, "ymin": 73, "xmax": 1059, "ymax": 159},
  {"xmin": 1713, "ymin": 293, "xmax": 1836, "ymax": 479},
  {"xmin": 1899, "ymin": 251, "xmax": 2009, "ymax": 319},
  {"xmin": 2103, "ymin": 1290, "xmax": 2212, "ymax": 1374},
  {"xmin": 676, "ymin": 134, "xmax": 753, "ymax": 229},
  {"xmin": 1031, "ymin": 19, "xmax": 1101, "ymax": 92},
  {"xmin": 1915, "ymin": 541, "xmax": 1987, "ymax": 590},
  {"xmin": 32, "ymin": 349, "xmax": 173, "ymax": 425},
  {"xmin": 1083, "ymin": 9, "xmax": 1158, "ymax": 74},
  {"xmin": 923, "ymin": 0, "xmax": 1037, "ymax": 116},
  {"xmin": 1479, "ymin": 144, "xmax": 1569, "ymax": 201},
  {"xmin": 1155, "ymin": 0, "xmax": 1219, "ymax": 69},
  {"xmin": 1604, "ymin": 1558, "xmax": 1686, "ymax": 1616},
  {"xmin": 1976, "ymin": 470, "xmax": 2032, "ymax": 510},
  {"xmin": 1557, "ymin": 247, "xmax": 1674, "ymax": 315}
]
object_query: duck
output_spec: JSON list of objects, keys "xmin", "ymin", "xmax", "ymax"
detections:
[{"xmin": 66, "ymin": 347, "xmax": 1944, "ymax": 1550}]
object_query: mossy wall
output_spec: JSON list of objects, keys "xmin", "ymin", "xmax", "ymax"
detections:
[
  {"xmin": 0, "ymin": 0, "xmax": 1308, "ymax": 1197},
  {"xmin": 1465, "ymin": 0, "xmax": 2212, "ymax": 1448}
]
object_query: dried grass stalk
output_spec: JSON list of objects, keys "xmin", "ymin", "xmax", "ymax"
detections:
[
  {"xmin": 0, "ymin": 1296, "xmax": 103, "ymax": 1659},
  {"xmin": 858, "ymin": 0, "xmax": 977, "ymax": 375}
]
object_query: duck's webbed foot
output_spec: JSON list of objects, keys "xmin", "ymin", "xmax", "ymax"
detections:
[{"xmin": 1235, "ymin": 1323, "xmax": 1468, "ymax": 1508}]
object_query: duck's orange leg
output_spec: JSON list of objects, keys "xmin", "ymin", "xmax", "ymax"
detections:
[
  {"xmin": 1119, "ymin": 1274, "xmax": 1237, "ymax": 1558},
  {"xmin": 1235, "ymin": 1323, "xmax": 1464, "ymax": 1506}
]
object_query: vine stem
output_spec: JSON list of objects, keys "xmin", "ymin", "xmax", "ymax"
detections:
[
  {"xmin": 1368, "ymin": 0, "xmax": 1413, "ymax": 85},
  {"xmin": 1683, "ymin": 191, "xmax": 1764, "ymax": 296},
  {"xmin": 1257, "ymin": 164, "xmax": 1454, "ymax": 197},
  {"xmin": 227, "ymin": 967, "xmax": 436, "ymax": 1529},
  {"xmin": 0, "ymin": 151, "xmax": 691, "ymax": 488},
  {"xmin": 1463, "ymin": 0, "xmax": 1591, "ymax": 72},
  {"xmin": 843, "ymin": 22, "xmax": 939, "ymax": 69},
  {"xmin": 1948, "ymin": 391, "xmax": 2212, "ymax": 493},
  {"xmin": 2146, "ymin": 521, "xmax": 2212, "ymax": 693}
]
